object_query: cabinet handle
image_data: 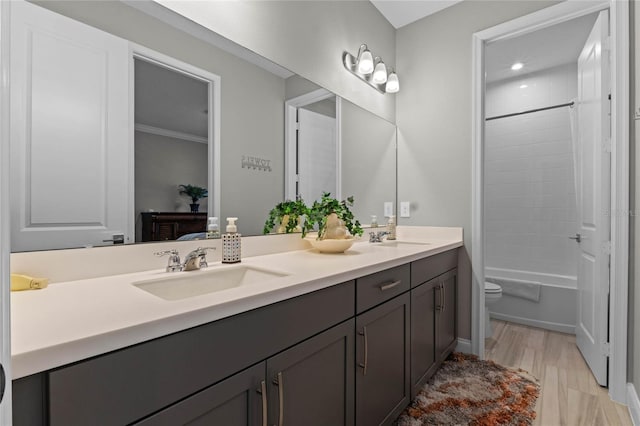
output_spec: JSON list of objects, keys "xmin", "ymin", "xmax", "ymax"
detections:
[
  {"xmin": 276, "ymin": 372, "xmax": 284, "ymax": 426},
  {"xmin": 435, "ymin": 284, "xmax": 442, "ymax": 311},
  {"xmin": 258, "ymin": 380, "xmax": 267, "ymax": 426},
  {"xmin": 358, "ymin": 326, "xmax": 368, "ymax": 375},
  {"xmin": 379, "ymin": 280, "xmax": 401, "ymax": 291},
  {"xmin": 440, "ymin": 282, "xmax": 445, "ymax": 313}
]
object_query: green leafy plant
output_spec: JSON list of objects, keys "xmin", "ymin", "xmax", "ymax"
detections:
[
  {"xmin": 304, "ymin": 192, "xmax": 363, "ymax": 239},
  {"xmin": 263, "ymin": 198, "xmax": 308, "ymax": 234},
  {"xmin": 178, "ymin": 184, "xmax": 208, "ymax": 203}
]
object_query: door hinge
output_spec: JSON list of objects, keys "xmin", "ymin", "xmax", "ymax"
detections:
[
  {"xmin": 602, "ymin": 342, "xmax": 610, "ymax": 357},
  {"xmin": 602, "ymin": 138, "xmax": 612, "ymax": 153},
  {"xmin": 603, "ymin": 241, "xmax": 612, "ymax": 255},
  {"xmin": 295, "ymin": 121, "xmax": 300, "ymax": 131}
]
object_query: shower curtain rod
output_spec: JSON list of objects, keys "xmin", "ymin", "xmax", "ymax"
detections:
[{"xmin": 485, "ymin": 101, "xmax": 575, "ymax": 121}]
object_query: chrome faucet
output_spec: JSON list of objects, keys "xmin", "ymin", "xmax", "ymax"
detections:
[
  {"xmin": 154, "ymin": 247, "xmax": 216, "ymax": 272},
  {"xmin": 369, "ymin": 231, "xmax": 389, "ymax": 243},
  {"xmin": 182, "ymin": 247, "xmax": 216, "ymax": 271},
  {"xmin": 154, "ymin": 249, "xmax": 182, "ymax": 272}
]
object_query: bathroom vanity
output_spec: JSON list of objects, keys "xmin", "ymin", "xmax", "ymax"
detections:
[{"xmin": 11, "ymin": 229, "xmax": 461, "ymax": 426}]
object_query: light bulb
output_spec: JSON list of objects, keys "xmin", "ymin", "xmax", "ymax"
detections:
[
  {"xmin": 372, "ymin": 60, "xmax": 388, "ymax": 84},
  {"xmin": 357, "ymin": 48, "xmax": 374, "ymax": 74},
  {"xmin": 385, "ymin": 72, "xmax": 399, "ymax": 93},
  {"xmin": 511, "ymin": 62, "xmax": 523, "ymax": 71}
]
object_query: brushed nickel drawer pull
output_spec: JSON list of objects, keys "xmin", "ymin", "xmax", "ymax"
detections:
[
  {"xmin": 277, "ymin": 372, "xmax": 284, "ymax": 426},
  {"xmin": 258, "ymin": 380, "xmax": 267, "ymax": 426},
  {"xmin": 435, "ymin": 283, "xmax": 443, "ymax": 311},
  {"xmin": 379, "ymin": 280, "xmax": 401, "ymax": 291},
  {"xmin": 358, "ymin": 327, "xmax": 369, "ymax": 375}
]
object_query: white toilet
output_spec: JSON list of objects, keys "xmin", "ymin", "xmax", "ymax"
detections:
[{"xmin": 484, "ymin": 282, "xmax": 503, "ymax": 338}]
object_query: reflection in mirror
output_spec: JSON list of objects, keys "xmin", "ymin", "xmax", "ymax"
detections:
[
  {"xmin": 9, "ymin": 0, "xmax": 396, "ymax": 252},
  {"xmin": 134, "ymin": 57, "xmax": 210, "ymax": 242}
]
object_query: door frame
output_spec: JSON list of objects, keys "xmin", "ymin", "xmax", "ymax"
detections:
[
  {"xmin": 471, "ymin": 0, "xmax": 629, "ymax": 403},
  {"xmin": 285, "ymin": 89, "xmax": 341, "ymax": 201},
  {"xmin": 0, "ymin": 0, "xmax": 12, "ymax": 422},
  {"xmin": 129, "ymin": 43, "xmax": 222, "ymax": 224}
]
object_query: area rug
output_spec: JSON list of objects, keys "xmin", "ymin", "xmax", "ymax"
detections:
[{"xmin": 396, "ymin": 353, "xmax": 540, "ymax": 426}]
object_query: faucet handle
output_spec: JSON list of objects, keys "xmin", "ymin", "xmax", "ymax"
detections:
[
  {"xmin": 195, "ymin": 247, "xmax": 216, "ymax": 268},
  {"xmin": 154, "ymin": 249, "xmax": 182, "ymax": 272}
]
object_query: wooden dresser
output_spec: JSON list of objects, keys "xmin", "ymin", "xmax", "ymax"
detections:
[{"xmin": 140, "ymin": 212, "xmax": 207, "ymax": 242}]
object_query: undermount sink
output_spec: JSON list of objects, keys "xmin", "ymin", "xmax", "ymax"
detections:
[
  {"xmin": 133, "ymin": 266, "xmax": 289, "ymax": 301},
  {"xmin": 372, "ymin": 240, "xmax": 431, "ymax": 248}
]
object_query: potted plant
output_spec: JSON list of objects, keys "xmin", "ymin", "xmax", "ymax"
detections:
[
  {"xmin": 263, "ymin": 198, "xmax": 308, "ymax": 234},
  {"xmin": 304, "ymin": 192, "xmax": 363, "ymax": 240},
  {"xmin": 178, "ymin": 184, "xmax": 208, "ymax": 213}
]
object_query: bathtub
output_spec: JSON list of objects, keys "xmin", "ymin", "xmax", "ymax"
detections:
[{"xmin": 485, "ymin": 267, "xmax": 576, "ymax": 334}]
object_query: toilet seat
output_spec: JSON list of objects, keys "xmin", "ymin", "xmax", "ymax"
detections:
[{"xmin": 485, "ymin": 282, "xmax": 502, "ymax": 293}]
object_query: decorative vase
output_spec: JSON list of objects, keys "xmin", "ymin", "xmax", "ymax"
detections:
[
  {"xmin": 189, "ymin": 203, "xmax": 200, "ymax": 213},
  {"xmin": 276, "ymin": 214, "xmax": 290, "ymax": 234},
  {"xmin": 322, "ymin": 213, "xmax": 348, "ymax": 240}
]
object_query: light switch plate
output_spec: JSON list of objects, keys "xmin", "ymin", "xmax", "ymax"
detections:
[
  {"xmin": 400, "ymin": 202, "xmax": 410, "ymax": 218},
  {"xmin": 384, "ymin": 202, "xmax": 393, "ymax": 217}
]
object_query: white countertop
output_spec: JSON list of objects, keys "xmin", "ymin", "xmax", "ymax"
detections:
[{"xmin": 11, "ymin": 228, "xmax": 462, "ymax": 379}]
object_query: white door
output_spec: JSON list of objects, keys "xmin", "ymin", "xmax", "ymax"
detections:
[
  {"xmin": 297, "ymin": 108, "xmax": 337, "ymax": 202},
  {"xmin": 575, "ymin": 10, "xmax": 610, "ymax": 387},
  {"xmin": 10, "ymin": 1, "xmax": 131, "ymax": 251}
]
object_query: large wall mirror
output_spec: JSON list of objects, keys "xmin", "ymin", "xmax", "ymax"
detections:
[{"xmin": 10, "ymin": 0, "xmax": 397, "ymax": 252}]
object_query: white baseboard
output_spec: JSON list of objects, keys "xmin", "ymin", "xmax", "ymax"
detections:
[
  {"xmin": 628, "ymin": 383, "xmax": 640, "ymax": 426},
  {"xmin": 490, "ymin": 312, "xmax": 575, "ymax": 334},
  {"xmin": 456, "ymin": 338, "xmax": 472, "ymax": 354}
]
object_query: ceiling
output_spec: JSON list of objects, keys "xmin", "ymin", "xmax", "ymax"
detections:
[
  {"xmin": 370, "ymin": 0, "xmax": 463, "ymax": 29},
  {"xmin": 485, "ymin": 12, "xmax": 598, "ymax": 83},
  {"xmin": 134, "ymin": 58, "xmax": 209, "ymax": 139}
]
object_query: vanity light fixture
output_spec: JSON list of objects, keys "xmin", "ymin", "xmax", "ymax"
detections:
[
  {"xmin": 372, "ymin": 58, "xmax": 388, "ymax": 84},
  {"xmin": 343, "ymin": 44, "xmax": 399, "ymax": 94},
  {"xmin": 385, "ymin": 69, "xmax": 399, "ymax": 93},
  {"xmin": 357, "ymin": 45, "xmax": 374, "ymax": 74}
]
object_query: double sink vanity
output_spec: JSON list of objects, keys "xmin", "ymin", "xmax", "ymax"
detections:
[{"xmin": 11, "ymin": 226, "xmax": 462, "ymax": 425}]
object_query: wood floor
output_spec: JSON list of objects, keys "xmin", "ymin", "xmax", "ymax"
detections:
[{"xmin": 485, "ymin": 319, "xmax": 632, "ymax": 426}]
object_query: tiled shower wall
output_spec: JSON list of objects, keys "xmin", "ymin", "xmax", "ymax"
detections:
[{"xmin": 484, "ymin": 63, "xmax": 578, "ymax": 281}]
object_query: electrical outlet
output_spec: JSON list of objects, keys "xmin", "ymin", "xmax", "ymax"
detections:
[
  {"xmin": 400, "ymin": 202, "xmax": 410, "ymax": 218},
  {"xmin": 384, "ymin": 202, "xmax": 393, "ymax": 217}
]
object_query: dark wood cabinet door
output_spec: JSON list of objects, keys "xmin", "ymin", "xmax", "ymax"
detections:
[
  {"xmin": 410, "ymin": 279, "xmax": 438, "ymax": 397},
  {"xmin": 135, "ymin": 363, "xmax": 265, "ymax": 426},
  {"xmin": 267, "ymin": 320, "xmax": 355, "ymax": 426},
  {"xmin": 437, "ymin": 269, "xmax": 457, "ymax": 361},
  {"xmin": 355, "ymin": 293, "xmax": 410, "ymax": 426}
]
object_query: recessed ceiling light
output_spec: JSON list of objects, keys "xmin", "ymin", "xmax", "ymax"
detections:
[
  {"xmin": 519, "ymin": 84, "xmax": 528, "ymax": 89},
  {"xmin": 511, "ymin": 62, "xmax": 524, "ymax": 71}
]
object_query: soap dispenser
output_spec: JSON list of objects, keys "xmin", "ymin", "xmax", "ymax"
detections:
[
  {"xmin": 386, "ymin": 215, "xmax": 397, "ymax": 240},
  {"xmin": 206, "ymin": 217, "xmax": 220, "ymax": 239},
  {"xmin": 222, "ymin": 217, "xmax": 241, "ymax": 263}
]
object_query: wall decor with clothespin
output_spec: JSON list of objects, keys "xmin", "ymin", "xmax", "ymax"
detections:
[{"xmin": 242, "ymin": 155, "xmax": 272, "ymax": 172}]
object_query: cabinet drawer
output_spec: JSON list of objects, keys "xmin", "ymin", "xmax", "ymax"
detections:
[
  {"xmin": 356, "ymin": 264, "xmax": 410, "ymax": 314},
  {"xmin": 411, "ymin": 249, "xmax": 458, "ymax": 288}
]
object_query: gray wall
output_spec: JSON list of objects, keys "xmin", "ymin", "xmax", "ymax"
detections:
[
  {"xmin": 32, "ymin": 0, "xmax": 285, "ymax": 237},
  {"xmin": 396, "ymin": 0, "xmax": 559, "ymax": 340},
  {"xmin": 134, "ymin": 132, "xmax": 208, "ymax": 240},
  {"xmin": 158, "ymin": 0, "xmax": 397, "ymax": 123}
]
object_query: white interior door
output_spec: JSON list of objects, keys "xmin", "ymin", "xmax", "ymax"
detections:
[
  {"xmin": 575, "ymin": 10, "xmax": 610, "ymax": 387},
  {"xmin": 297, "ymin": 108, "xmax": 337, "ymax": 202},
  {"xmin": 10, "ymin": 1, "xmax": 131, "ymax": 251}
]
